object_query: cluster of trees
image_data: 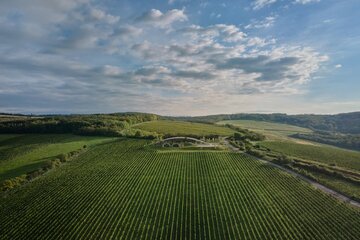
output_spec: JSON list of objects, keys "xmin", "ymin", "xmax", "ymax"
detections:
[
  {"xmin": 229, "ymin": 125, "xmax": 265, "ymax": 141},
  {"xmin": 292, "ymin": 132, "xmax": 360, "ymax": 151},
  {"xmin": 226, "ymin": 125, "xmax": 266, "ymax": 152},
  {"xmin": 0, "ymin": 113, "xmax": 160, "ymax": 139}
]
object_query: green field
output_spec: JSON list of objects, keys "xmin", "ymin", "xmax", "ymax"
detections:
[
  {"xmin": 260, "ymin": 141, "xmax": 360, "ymax": 171},
  {"xmin": 1, "ymin": 139, "xmax": 359, "ymax": 239},
  {"xmin": 134, "ymin": 120, "xmax": 234, "ymax": 137},
  {"xmin": 217, "ymin": 120, "xmax": 312, "ymax": 140},
  {"xmin": 313, "ymin": 172, "xmax": 360, "ymax": 200},
  {"xmin": 0, "ymin": 134, "xmax": 115, "ymax": 182}
]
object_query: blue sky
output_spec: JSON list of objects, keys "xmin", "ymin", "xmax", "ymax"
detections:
[{"xmin": 0, "ymin": 0, "xmax": 359, "ymax": 115}]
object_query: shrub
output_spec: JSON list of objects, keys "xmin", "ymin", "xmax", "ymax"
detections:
[
  {"xmin": 44, "ymin": 159, "xmax": 61, "ymax": 170},
  {"xmin": 246, "ymin": 149, "xmax": 265, "ymax": 158},
  {"xmin": 274, "ymin": 154, "xmax": 293, "ymax": 165},
  {"xmin": 135, "ymin": 130, "xmax": 142, "ymax": 137},
  {"xmin": 58, "ymin": 153, "xmax": 68, "ymax": 162},
  {"xmin": 26, "ymin": 169, "xmax": 44, "ymax": 181},
  {"xmin": 0, "ymin": 175, "xmax": 27, "ymax": 191}
]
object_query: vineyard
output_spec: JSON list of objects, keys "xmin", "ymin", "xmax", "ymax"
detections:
[{"xmin": 1, "ymin": 139, "xmax": 359, "ymax": 239}]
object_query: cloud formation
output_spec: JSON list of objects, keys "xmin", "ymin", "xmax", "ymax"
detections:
[
  {"xmin": 252, "ymin": 0, "xmax": 277, "ymax": 10},
  {"xmin": 252, "ymin": 0, "xmax": 320, "ymax": 10},
  {"xmin": 245, "ymin": 16, "xmax": 277, "ymax": 29},
  {"xmin": 0, "ymin": 1, "xmax": 330, "ymax": 114},
  {"xmin": 294, "ymin": 0, "xmax": 320, "ymax": 4},
  {"xmin": 135, "ymin": 9, "xmax": 187, "ymax": 28}
]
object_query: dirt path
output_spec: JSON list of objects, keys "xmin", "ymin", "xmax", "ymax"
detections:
[{"xmin": 224, "ymin": 139, "xmax": 360, "ymax": 208}]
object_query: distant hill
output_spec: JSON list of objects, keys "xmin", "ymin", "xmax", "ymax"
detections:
[
  {"xmin": 1, "ymin": 111, "xmax": 359, "ymax": 136},
  {"xmin": 170, "ymin": 112, "xmax": 360, "ymax": 134},
  {"xmin": 0, "ymin": 112, "xmax": 160, "ymax": 139}
]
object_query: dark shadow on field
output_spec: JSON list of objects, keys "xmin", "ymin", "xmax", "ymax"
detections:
[
  {"xmin": 0, "ymin": 135, "xmax": 26, "ymax": 146},
  {"xmin": 88, "ymin": 138, "xmax": 124, "ymax": 147},
  {"xmin": 0, "ymin": 144, "xmax": 41, "ymax": 162},
  {"xmin": 0, "ymin": 161, "xmax": 47, "ymax": 182},
  {"xmin": 0, "ymin": 136, "xmax": 120, "ymax": 181},
  {"xmin": 0, "ymin": 134, "xmax": 117, "ymax": 162},
  {"xmin": 0, "ymin": 134, "xmax": 111, "ymax": 147}
]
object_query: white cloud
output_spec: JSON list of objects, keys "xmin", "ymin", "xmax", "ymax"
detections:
[
  {"xmin": 245, "ymin": 15, "xmax": 277, "ymax": 29},
  {"xmin": 181, "ymin": 24, "xmax": 246, "ymax": 42},
  {"xmin": 135, "ymin": 9, "xmax": 188, "ymax": 28},
  {"xmin": 215, "ymin": 24, "xmax": 246, "ymax": 42},
  {"xmin": 89, "ymin": 8, "xmax": 119, "ymax": 24},
  {"xmin": 252, "ymin": 0, "xmax": 277, "ymax": 10},
  {"xmin": 294, "ymin": 0, "xmax": 320, "ymax": 4},
  {"xmin": 103, "ymin": 65, "xmax": 123, "ymax": 76},
  {"xmin": 335, "ymin": 64, "xmax": 342, "ymax": 68},
  {"xmin": 247, "ymin": 37, "xmax": 276, "ymax": 47}
]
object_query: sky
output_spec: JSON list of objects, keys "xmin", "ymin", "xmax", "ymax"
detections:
[{"xmin": 0, "ymin": 0, "xmax": 359, "ymax": 116}]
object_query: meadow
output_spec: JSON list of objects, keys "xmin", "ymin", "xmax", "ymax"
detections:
[
  {"xmin": 1, "ymin": 139, "xmax": 359, "ymax": 239},
  {"xmin": 312, "ymin": 172, "xmax": 360, "ymax": 200},
  {"xmin": 217, "ymin": 120, "xmax": 312, "ymax": 140},
  {"xmin": 134, "ymin": 120, "xmax": 234, "ymax": 137}
]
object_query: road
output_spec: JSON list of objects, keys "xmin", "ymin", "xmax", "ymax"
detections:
[{"xmin": 223, "ymin": 139, "xmax": 360, "ymax": 208}]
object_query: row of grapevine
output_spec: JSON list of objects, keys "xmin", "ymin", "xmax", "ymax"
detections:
[{"xmin": 1, "ymin": 139, "xmax": 359, "ymax": 239}]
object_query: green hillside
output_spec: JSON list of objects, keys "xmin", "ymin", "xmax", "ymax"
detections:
[
  {"xmin": 260, "ymin": 140, "xmax": 360, "ymax": 171},
  {"xmin": 134, "ymin": 120, "xmax": 235, "ymax": 137},
  {"xmin": 217, "ymin": 120, "xmax": 312, "ymax": 140},
  {"xmin": 174, "ymin": 112, "xmax": 360, "ymax": 134}
]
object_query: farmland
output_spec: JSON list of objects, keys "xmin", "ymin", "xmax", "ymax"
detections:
[
  {"xmin": 134, "ymin": 120, "xmax": 235, "ymax": 137},
  {"xmin": 1, "ymin": 139, "xmax": 359, "ymax": 239}
]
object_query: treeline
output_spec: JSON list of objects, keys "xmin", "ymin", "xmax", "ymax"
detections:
[
  {"xmin": 170, "ymin": 112, "xmax": 360, "ymax": 134},
  {"xmin": 226, "ymin": 124, "xmax": 266, "ymax": 151},
  {"xmin": 226, "ymin": 124, "xmax": 265, "ymax": 141},
  {"xmin": 292, "ymin": 132, "xmax": 360, "ymax": 151},
  {"xmin": 0, "ymin": 113, "xmax": 160, "ymax": 139}
]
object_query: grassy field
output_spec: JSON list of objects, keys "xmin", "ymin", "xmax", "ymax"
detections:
[
  {"xmin": 0, "ymin": 134, "xmax": 115, "ymax": 182},
  {"xmin": 260, "ymin": 141, "xmax": 360, "ymax": 171},
  {"xmin": 1, "ymin": 139, "xmax": 359, "ymax": 239},
  {"xmin": 217, "ymin": 120, "xmax": 312, "ymax": 140},
  {"xmin": 312, "ymin": 172, "xmax": 360, "ymax": 200},
  {"xmin": 134, "ymin": 120, "xmax": 234, "ymax": 137}
]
